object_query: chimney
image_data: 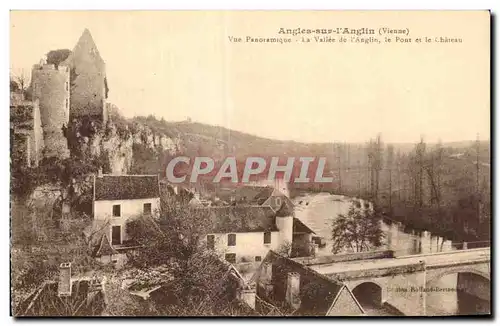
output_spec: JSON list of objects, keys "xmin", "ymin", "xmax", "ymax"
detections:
[
  {"xmin": 58, "ymin": 262, "xmax": 72, "ymax": 297},
  {"xmin": 310, "ymin": 243, "xmax": 319, "ymax": 256},
  {"xmin": 259, "ymin": 262, "xmax": 274, "ymax": 298},
  {"xmin": 285, "ymin": 272, "xmax": 301, "ymax": 310},
  {"xmin": 260, "ymin": 262, "xmax": 272, "ymax": 283},
  {"xmin": 238, "ymin": 288, "xmax": 256, "ymax": 310}
]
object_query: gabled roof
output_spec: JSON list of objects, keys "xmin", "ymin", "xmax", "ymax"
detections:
[
  {"xmin": 293, "ymin": 218, "xmax": 316, "ymax": 234},
  {"xmin": 250, "ymin": 187, "xmax": 275, "ymax": 205},
  {"xmin": 94, "ymin": 175, "xmax": 160, "ymax": 201},
  {"xmin": 252, "ymin": 251, "xmax": 361, "ymax": 316},
  {"xmin": 193, "ymin": 206, "xmax": 278, "ymax": 233},
  {"xmin": 93, "ymin": 233, "xmax": 118, "ymax": 257},
  {"xmin": 274, "ymin": 196, "xmax": 295, "ymax": 216},
  {"xmin": 63, "ymin": 28, "xmax": 105, "ymax": 68}
]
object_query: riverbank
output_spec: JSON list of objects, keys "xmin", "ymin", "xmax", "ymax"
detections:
[
  {"xmin": 292, "ymin": 192, "xmax": 456, "ymax": 257},
  {"xmin": 290, "ymin": 188, "xmax": 488, "ymax": 247}
]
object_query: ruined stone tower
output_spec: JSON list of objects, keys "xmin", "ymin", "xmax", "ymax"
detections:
[
  {"xmin": 63, "ymin": 29, "xmax": 108, "ymax": 123},
  {"xmin": 31, "ymin": 62, "xmax": 70, "ymax": 159}
]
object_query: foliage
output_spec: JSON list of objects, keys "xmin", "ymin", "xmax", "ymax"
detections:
[
  {"xmin": 275, "ymin": 241, "xmax": 293, "ymax": 258},
  {"xmin": 10, "ymin": 78, "xmax": 20, "ymax": 92},
  {"xmin": 102, "ymin": 276, "xmax": 159, "ymax": 316},
  {"xmin": 125, "ymin": 202, "xmax": 247, "ymax": 315},
  {"xmin": 127, "ymin": 205, "xmax": 213, "ymax": 267},
  {"xmin": 11, "ymin": 210, "xmax": 104, "ymax": 309},
  {"xmin": 105, "ymin": 104, "xmax": 131, "ymax": 139},
  {"xmin": 46, "ymin": 49, "xmax": 71, "ymax": 68},
  {"xmin": 331, "ymin": 200, "xmax": 384, "ymax": 254}
]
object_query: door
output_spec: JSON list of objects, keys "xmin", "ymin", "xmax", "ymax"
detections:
[{"xmin": 112, "ymin": 225, "xmax": 121, "ymax": 245}]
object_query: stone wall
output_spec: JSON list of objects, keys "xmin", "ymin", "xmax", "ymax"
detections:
[
  {"xmin": 31, "ymin": 64, "xmax": 70, "ymax": 159},
  {"xmin": 294, "ymin": 250, "xmax": 395, "ymax": 266}
]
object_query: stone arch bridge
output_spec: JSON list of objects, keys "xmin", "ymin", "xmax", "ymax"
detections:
[{"xmin": 294, "ymin": 248, "xmax": 490, "ymax": 316}]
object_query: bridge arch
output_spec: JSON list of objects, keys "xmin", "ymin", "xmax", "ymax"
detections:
[
  {"xmin": 426, "ymin": 266, "xmax": 490, "ymax": 287},
  {"xmin": 351, "ymin": 282, "xmax": 383, "ymax": 308},
  {"xmin": 425, "ymin": 267, "xmax": 490, "ymax": 316}
]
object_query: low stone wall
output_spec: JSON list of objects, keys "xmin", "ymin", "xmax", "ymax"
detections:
[
  {"xmin": 331, "ymin": 262, "xmax": 426, "ymax": 281},
  {"xmin": 293, "ymin": 250, "xmax": 395, "ymax": 266}
]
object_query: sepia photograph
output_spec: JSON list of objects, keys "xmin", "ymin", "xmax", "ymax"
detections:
[{"xmin": 9, "ymin": 10, "xmax": 491, "ymax": 317}]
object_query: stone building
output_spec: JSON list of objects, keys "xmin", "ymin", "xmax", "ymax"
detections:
[
  {"xmin": 251, "ymin": 251, "xmax": 365, "ymax": 316},
  {"xmin": 10, "ymin": 91, "xmax": 45, "ymax": 167},
  {"xmin": 199, "ymin": 200, "xmax": 315, "ymax": 264},
  {"xmin": 63, "ymin": 28, "xmax": 108, "ymax": 123},
  {"xmin": 31, "ymin": 62, "xmax": 70, "ymax": 159},
  {"xmin": 92, "ymin": 174, "xmax": 160, "ymax": 241},
  {"xmin": 24, "ymin": 28, "xmax": 108, "ymax": 161}
]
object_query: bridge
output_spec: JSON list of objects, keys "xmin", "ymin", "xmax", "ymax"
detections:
[{"xmin": 293, "ymin": 248, "xmax": 491, "ymax": 316}]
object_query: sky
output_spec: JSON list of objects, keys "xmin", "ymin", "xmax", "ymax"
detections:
[{"xmin": 10, "ymin": 11, "xmax": 490, "ymax": 143}]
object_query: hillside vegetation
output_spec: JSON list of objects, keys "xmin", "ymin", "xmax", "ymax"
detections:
[{"xmin": 130, "ymin": 115, "xmax": 490, "ymax": 243}]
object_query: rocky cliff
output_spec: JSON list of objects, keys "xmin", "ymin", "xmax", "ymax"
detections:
[{"xmin": 69, "ymin": 113, "xmax": 183, "ymax": 175}]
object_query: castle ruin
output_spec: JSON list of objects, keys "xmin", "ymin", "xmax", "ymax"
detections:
[
  {"xmin": 63, "ymin": 28, "xmax": 108, "ymax": 123},
  {"xmin": 28, "ymin": 28, "xmax": 108, "ymax": 161},
  {"xmin": 31, "ymin": 63, "xmax": 71, "ymax": 159}
]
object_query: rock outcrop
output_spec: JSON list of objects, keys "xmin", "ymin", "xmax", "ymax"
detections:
[{"xmin": 71, "ymin": 117, "xmax": 182, "ymax": 175}]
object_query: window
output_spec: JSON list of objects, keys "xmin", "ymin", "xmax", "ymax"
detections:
[
  {"xmin": 65, "ymin": 82, "xmax": 69, "ymax": 91},
  {"xmin": 207, "ymin": 235, "xmax": 215, "ymax": 250},
  {"xmin": 225, "ymin": 253, "xmax": 236, "ymax": 264},
  {"xmin": 111, "ymin": 226, "xmax": 121, "ymax": 245},
  {"xmin": 227, "ymin": 234, "xmax": 236, "ymax": 246},
  {"xmin": 264, "ymin": 232, "xmax": 272, "ymax": 244},
  {"xmin": 143, "ymin": 203, "xmax": 152, "ymax": 215},
  {"xmin": 112, "ymin": 204, "xmax": 121, "ymax": 217},
  {"xmin": 255, "ymin": 256, "xmax": 262, "ymax": 262},
  {"xmin": 65, "ymin": 98, "xmax": 69, "ymax": 108}
]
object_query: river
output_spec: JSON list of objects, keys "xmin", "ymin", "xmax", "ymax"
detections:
[{"xmin": 292, "ymin": 192, "xmax": 464, "ymax": 316}]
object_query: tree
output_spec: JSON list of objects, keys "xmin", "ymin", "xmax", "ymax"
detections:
[
  {"xmin": 46, "ymin": 49, "xmax": 71, "ymax": 68},
  {"xmin": 11, "ymin": 70, "xmax": 30, "ymax": 100},
  {"xmin": 11, "ymin": 209, "xmax": 106, "ymax": 310},
  {"xmin": 366, "ymin": 134, "xmax": 383, "ymax": 203},
  {"xmin": 10, "ymin": 78, "xmax": 20, "ymax": 92},
  {"xmin": 386, "ymin": 144, "xmax": 395, "ymax": 213},
  {"xmin": 330, "ymin": 200, "xmax": 384, "ymax": 254},
  {"xmin": 124, "ymin": 205, "xmax": 246, "ymax": 315},
  {"xmin": 424, "ymin": 141, "xmax": 444, "ymax": 210}
]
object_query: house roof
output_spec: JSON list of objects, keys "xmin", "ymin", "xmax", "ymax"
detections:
[
  {"xmin": 217, "ymin": 186, "xmax": 274, "ymax": 204},
  {"xmin": 250, "ymin": 187, "xmax": 275, "ymax": 205},
  {"xmin": 274, "ymin": 196, "xmax": 295, "ymax": 216},
  {"xmin": 193, "ymin": 206, "xmax": 279, "ymax": 233},
  {"xmin": 293, "ymin": 218, "xmax": 316, "ymax": 234},
  {"xmin": 253, "ymin": 251, "xmax": 359, "ymax": 316},
  {"xmin": 94, "ymin": 175, "xmax": 160, "ymax": 201}
]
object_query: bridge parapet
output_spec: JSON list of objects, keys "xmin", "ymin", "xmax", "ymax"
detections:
[
  {"xmin": 395, "ymin": 247, "xmax": 490, "ymax": 260},
  {"xmin": 292, "ymin": 250, "xmax": 395, "ymax": 266},
  {"xmin": 322, "ymin": 262, "xmax": 426, "ymax": 281}
]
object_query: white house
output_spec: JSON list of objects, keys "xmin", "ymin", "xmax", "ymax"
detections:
[
  {"xmin": 200, "ymin": 200, "xmax": 315, "ymax": 264},
  {"xmin": 91, "ymin": 174, "xmax": 160, "ymax": 266}
]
